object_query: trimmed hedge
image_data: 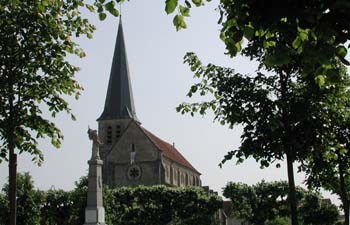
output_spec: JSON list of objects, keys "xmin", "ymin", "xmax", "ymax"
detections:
[
  {"xmin": 0, "ymin": 175, "xmax": 222, "ymax": 225},
  {"xmin": 104, "ymin": 185, "xmax": 222, "ymax": 225}
]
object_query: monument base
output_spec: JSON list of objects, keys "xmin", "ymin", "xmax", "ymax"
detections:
[{"xmin": 84, "ymin": 206, "xmax": 106, "ymax": 225}]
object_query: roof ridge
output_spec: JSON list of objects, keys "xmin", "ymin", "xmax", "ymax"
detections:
[{"xmin": 141, "ymin": 127, "xmax": 200, "ymax": 174}]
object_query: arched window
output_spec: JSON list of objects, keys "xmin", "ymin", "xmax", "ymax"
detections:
[
  {"xmin": 116, "ymin": 125, "xmax": 121, "ymax": 139},
  {"xmin": 172, "ymin": 167, "xmax": 177, "ymax": 185},
  {"xmin": 107, "ymin": 126, "xmax": 112, "ymax": 144},
  {"xmin": 165, "ymin": 165, "xmax": 170, "ymax": 183}
]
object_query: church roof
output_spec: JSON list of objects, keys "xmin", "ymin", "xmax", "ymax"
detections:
[
  {"xmin": 98, "ymin": 19, "xmax": 139, "ymax": 122},
  {"xmin": 142, "ymin": 127, "xmax": 201, "ymax": 174}
]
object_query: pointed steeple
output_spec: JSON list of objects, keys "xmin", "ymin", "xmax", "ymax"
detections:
[{"xmin": 98, "ymin": 19, "xmax": 139, "ymax": 122}]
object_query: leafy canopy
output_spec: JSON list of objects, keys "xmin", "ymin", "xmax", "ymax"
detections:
[
  {"xmin": 298, "ymin": 65, "xmax": 350, "ymax": 223},
  {"xmin": 0, "ymin": 0, "xmax": 125, "ymax": 164},
  {"xmin": 165, "ymin": 0, "xmax": 350, "ymax": 73},
  {"xmin": 177, "ymin": 53, "xmax": 322, "ymax": 169},
  {"xmin": 223, "ymin": 181, "xmax": 340, "ymax": 225},
  {"xmin": 1, "ymin": 173, "xmax": 43, "ymax": 225},
  {"xmin": 223, "ymin": 180, "xmax": 299, "ymax": 224}
]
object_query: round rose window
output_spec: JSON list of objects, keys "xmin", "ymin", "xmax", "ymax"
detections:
[{"xmin": 127, "ymin": 165, "xmax": 141, "ymax": 180}]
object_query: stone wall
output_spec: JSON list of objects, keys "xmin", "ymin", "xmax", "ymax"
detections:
[
  {"xmin": 162, "ymin": 157, "xmax": 201, "ymax": 187},
  {"xmin": 101, "ymin": 120, "xmax": 162, "ymax": 187},
  {"xmin": 98, "ymin": 118, "xmax": 132, "ymax": 160},
  {"xmin": 98, "ymin": 119, "xmax": 201, "ymax": 188}
]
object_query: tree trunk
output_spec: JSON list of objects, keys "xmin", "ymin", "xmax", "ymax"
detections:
[
  {"xmin": 9, "ymin": 152, "xmax": 17, "ymax": 225},
  {"xmin": 8, "ymin": 106, "xmax": 17, "ymax": 225},
  {"xmin": 286, "ymin": 152, "xmax": 298, "ymax": 225},
  {"xmin": 8, "ymin": 69, "xmax": 17, "ymax": 225},
  {"xmin": 338, "ymin": 154, "xmax": 349, "ymax": 225},
  {"xmin": 279, "ymin": 69, "xmax": 298, "ymax": 225}
]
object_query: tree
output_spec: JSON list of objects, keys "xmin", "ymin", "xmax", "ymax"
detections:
[
  {"xmin": 169, "ymin": 1, "xmax": 350, "ymax": 224},
  {"xmin": 223, "ymin": 180, "xmax": 302, "ymax": 224},
  {"xmin": 67, "ymin": 176, "xmax": 88, "ymax": 225},
  {"xmin": 1, "ymin": 173, "xmax": 44, "ymax": 225},
  {"xmin": 299, "ymin": 192, "xmax": 340, "ymax": 225},
  {"xmin": 300, "ymin": 66, "xmax": 350, "ymax": 224},
  {"xmin": 163, "ymin": 1, "xmax": 350, "ymax": 224},
  {"xmin": 165, "ymin": 0, "xmax": 350, "ymax": 69},
  {"xmin": 223, "ymin": 181, "xmax": 340, "ymax": 225},
  {"xmin": 0, "ymin": 1, "xmax": 122, "ymax": 224},
  {"xmin": 177, "ymin": 50, "xmax": 327, "ymax": 224}
]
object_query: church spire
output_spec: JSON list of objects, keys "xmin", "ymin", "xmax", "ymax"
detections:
[{"xmin": 98, "ymin": 19, "xmax": 139, "ymax": 122}]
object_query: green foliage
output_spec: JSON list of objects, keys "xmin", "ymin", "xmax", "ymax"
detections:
[
  {"xmin": 93, "ymin": 0, "xmax": 125, "ymax": 21},
  {"xmin": 179, "ymin": 5, "xmax": 190, "ymax": 17},
  {"xmin": 0, "ymin": 0, "xmax": 125, "ymax": 164},
  {"xmin": 0, "ymin": 192, "xmax": 9, "ymax": 225},
  {"xmin": 173, "ymin": 14, "xmax": 187, "ymax": 31},
  {"xmin": 223, "ymin": 181, "xmax": 340, "ymax": 225},
  {"xmin": 0, "ymin": 5, "xmax": 121, "ymax": 222},
  {"xmin": 40, "ymin": 190, "xmax": 72, "ymax": 225},
  {"xmin": 0, "ymin": 0, "xmax": 90, "ymax": 164},
  {"xmin": 176, "ymin": 3, "xmax": 350, "ymax": 222},
  {"xmin": 223, "ymin": 180, "xmax": 301, "ymax": 225},
  {"xmin": 299, "ymin": 66, "xmax": 350, "ymax": 224},
  {"xmin": 299, "ymin": 192, "xmax": 340, "ymax": 225},
  {"xmin": 216, "ymin": 0, "xmax": 350, "ymax": 73},
  {"xmin": 1, "ymin": 173, "xmax": 43, "ymax": 225},
  {"xmin": 165, "ymin": 0, "xmax": 178, "ymax": 14},
  {"xmin": 265, "ymin": 217, "xmax": 289, "ymax": 225},
  {"xmin": 0, "ymin": 174, "xmax": 86, "ymax": 225},
  {"xmin": 162, "ymin": 0, "xmax": 211, "ymax": 31},
  {"xmin": 0, "ymin": 174, "xmax": 222, "ymax": 225},
  {"xmin": 67, "ymin": 177, "xmax": 88, "ymax": 225},
  {"xmin": 168, "ymin": 1, "xmax": 350, "ymax": 224},
  {"xmin": 104, "ymin": 185, "xmax": 222, "ymax": 225},
  {"xmin": 178, "ymin": 53, "xmax": 321, "ymax": 169},
  {"xmin": 39, "ymin": 176, "xmax": 87, "ymax": 225}
]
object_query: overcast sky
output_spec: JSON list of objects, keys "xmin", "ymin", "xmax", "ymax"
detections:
[{"xmin": 0, "ymin": 0, "xmax": 338, "ymax": 203}]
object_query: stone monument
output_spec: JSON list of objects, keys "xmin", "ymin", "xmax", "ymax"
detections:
[{"xmin": 84, "ymin": 128, "xmax": 106, "ymax": 225}]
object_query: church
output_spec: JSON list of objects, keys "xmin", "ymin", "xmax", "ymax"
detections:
[{"xmin": 97, "ymin": 19, "xmax": 201, "ymax": 188}]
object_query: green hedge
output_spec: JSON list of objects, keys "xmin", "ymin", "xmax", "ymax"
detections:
[
  {"xmin": 104, "ymin": 185, "xmax": 222, "ymax": 225},
  {"xmin": 0, "ymin": 174, "xmax": 222, "ymax": 225}
]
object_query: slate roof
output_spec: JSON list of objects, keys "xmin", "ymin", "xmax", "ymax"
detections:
[
  {"xmin": 98, "ymin": 19, "xmax": 139, "ymax": 122},
  {"xmin": 142, "ymin": 127, "xmax": 201, "ymax": 174}
]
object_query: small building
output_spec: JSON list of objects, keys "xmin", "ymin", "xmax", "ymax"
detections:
[{"xmin": 97, "ymin": 19, "xmax": 201, "ymax": 188}]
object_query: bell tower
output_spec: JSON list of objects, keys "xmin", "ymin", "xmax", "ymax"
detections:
[
  {"xmin": 97, "ymin": 18, "xmax": 139, "ymax": 178},
  {"xmin": 95, "ymin": 16, "xmax": 201, "ymax": 189}
]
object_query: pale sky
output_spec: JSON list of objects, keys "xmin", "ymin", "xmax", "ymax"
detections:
[{"xmin": 0, "ymin": 1, "xmax": 337, "ymax": 204}]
